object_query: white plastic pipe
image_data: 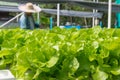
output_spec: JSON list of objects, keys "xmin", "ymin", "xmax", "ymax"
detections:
[
  {"xmin": 37, "ymin": 4, "xmax": 40, "ymax": 24},
  {"xmin": 108, "ymin": 0, "xmax": 112, "ymax": 29},
  {"xmin": 0, "ymin": 12, "xmax": 24, "ymax": 28},
  {"xmin": 92, "ymin": 0, "xmax": 95, "ymax": 27},
  {"xmin": 16, "ymin": 12, "xmax": 19, "ymax": 22},
  {"xmin": 37, "ymin": 12, "xmax": 40, "ymax": 24},
  {"xmin": 57, "ymin": 3, "xmax": 60, "ymax": 27},
  {"xmin": 95, "ymin": 0, "xmax": 98, "ymax": 26}
]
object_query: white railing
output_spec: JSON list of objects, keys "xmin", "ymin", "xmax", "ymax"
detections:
[{"xmin": 0, "ymin": 12, "xmax": 24, "ymax": 28}]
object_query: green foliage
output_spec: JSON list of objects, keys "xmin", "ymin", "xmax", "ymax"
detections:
[{"xmin": 1, "ymin": 27, "xmax": 120, "ymax": 80}]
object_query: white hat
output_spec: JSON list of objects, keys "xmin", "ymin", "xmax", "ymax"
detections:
[{"xmin": 18, "ymin": 2, "xmax": 41, "ymax": 13}]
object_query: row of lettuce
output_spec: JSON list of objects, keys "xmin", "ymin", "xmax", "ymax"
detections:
[{"xmin": 0, "ymin": 27, "xmax": 120, "ymax": 80}]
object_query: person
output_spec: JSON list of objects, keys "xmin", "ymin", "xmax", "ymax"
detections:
[{"xmin": 18, "ymin": 2, "xmax": 41, "ymax": 29}]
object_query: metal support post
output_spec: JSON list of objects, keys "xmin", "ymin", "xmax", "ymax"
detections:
[
  {"xmin": 92, "ymin": 0, "xmax": 95, "ymax": 27},
  {"xmin": 108, "ymin": 0, "xmax": 112, "ymax": 29},
  {"xmin": 57, "ymin": 3, "xmax": 60, "ymax": 27},
  {"xmin": 37, "ymin": 4, "xmax": 40, "ymax": 24}
]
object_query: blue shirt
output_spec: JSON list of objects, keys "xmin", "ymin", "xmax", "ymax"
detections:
[{"xmin": 19, "ymin": 13, "xmax": 36, "ymax": 30}]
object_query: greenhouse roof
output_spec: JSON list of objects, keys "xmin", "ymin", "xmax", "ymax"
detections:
[
  {"xmin": 0, "ymin": 5, "xmax": 102, "ymax": 18},
  {"xmin": 0, "ymin": 0, "xmax": 85, "ymax": 3},
  {"xmin": 0, "ymin": 5, "xmax": 19, "ymax": 12},
  {"xmin": 43, "ymin": 9, "xmax": 103, "ymax": 18},
  {"xmin": 0, "ymin": 0, "xmax": 120, "ymax": 13},
  {"xmin": 75, "ymin": 1, "xmax": 120, "ymax": 13},
  {"xmin": 0, "ymin": 1, "xmax": 18, "ymax": 6}
]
